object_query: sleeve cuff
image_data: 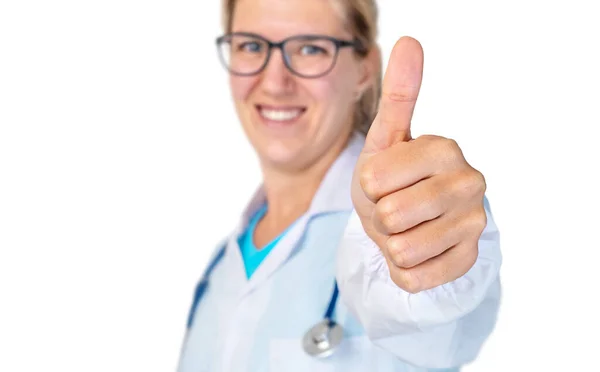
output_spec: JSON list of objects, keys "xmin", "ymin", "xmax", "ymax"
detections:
[{"xmin": 335, "ymin": 197, "xmax": 502, "ymax": 337}]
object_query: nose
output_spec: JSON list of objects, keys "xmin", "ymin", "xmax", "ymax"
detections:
[{"xmin": 259, "ymin": 49, "xmax": 295, "ymax": 96}]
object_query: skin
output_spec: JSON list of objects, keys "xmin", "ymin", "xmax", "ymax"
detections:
[
  {"xmin": 229, "ymin": 0, "xmax": 375, "ymax": 247},
  {"xmin": 351, "ymin": 38, "xmax": 488, "ymax": 293},
  {"xmin": 228, "ymin": 0, "xmax": 488, "ymax": 293}
]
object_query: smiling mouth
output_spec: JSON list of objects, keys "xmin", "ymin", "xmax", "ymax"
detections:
[{"xmin": 256, "ymin": 105, "xmax": 306, "ymax": 123}]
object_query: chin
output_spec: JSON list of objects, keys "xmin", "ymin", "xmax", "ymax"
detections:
[
  {"xmin": 244, "ymin": 110, "xmax": 316, "ymax": 170},
  {"xmin": 258, "ymin": 139, "xmax": 312, "ymax": 170},
  {"xmin": 239, "ymin": 106, "xmax": 341, "ymax": 172}
]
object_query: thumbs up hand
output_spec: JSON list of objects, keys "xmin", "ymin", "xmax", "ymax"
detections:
[{"xmin": 351, "ymin": 37, "xmax": 488, "ymax": 294}]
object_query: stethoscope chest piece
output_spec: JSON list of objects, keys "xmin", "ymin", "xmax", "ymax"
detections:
[{"xmin": 302, "ymin": 319, "xmax": 343, "ymax": 358}]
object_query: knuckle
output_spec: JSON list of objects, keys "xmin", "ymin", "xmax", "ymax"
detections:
[
  {"xmin": 457, "ymin": 207, "xmax": 487, "ymax": 240},
  {"xmin": 387, "ymin": 236, "xmax": 414, "ymax": 268},
  {"xmin": 463, "ymin": 243, "xmax": 479, "ymax": 270},
  {"xmin": 471, "ymin": 170, "xmax": 487, "ymax": 195},
  {"xmin": 375, "ymin": 198, "xmax": 400, "ymax": 232},
  {"xmin": 420, "ymin": 134, "xmax": 444, "ymax": 144},
  {"xmin": 418, "ymin": 134, "xmax": 440, "ymax": 151},
  {"xmin": 398, "ymin": 269, "xmax": 422, "ymax": 294},
  {"xmin": 420, "ymin": 135, "xmax": 462, "ymax": 165},
  {"xmin": 441, "ymin": 137, "xmax": 462, "ymax": 163},
  {"xmin": 478, "ymin": 171, "xmax": 488, "ymax": 193},
  {"xmin": 454, "ymin": 169, "xmax": 485, "ymax": 198},
  {"xmin": 359, "ymin": 160, "xmax": 381, "ymax": 201},
  {"xmin": 444, "ymin": 137, "xmax": 460, "ymax": 153},
  {"xmin": 472, "ymin": 208, "xmax": 488, "ymax": 235}
]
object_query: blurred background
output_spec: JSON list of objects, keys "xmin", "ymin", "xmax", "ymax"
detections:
[{"xmin": 1, "ymin": 0, "xmax": 598, "ymax": 370}]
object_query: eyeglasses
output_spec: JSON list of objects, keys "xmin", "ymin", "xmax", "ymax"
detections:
[{"xmin": 215, "ymin": 32, "xmax": 365, "ymax": 79}]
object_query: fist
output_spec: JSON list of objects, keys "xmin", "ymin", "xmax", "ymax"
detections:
[{"xmin": 351, "ymin": 37, "xmax": 488, "ymax": 294}]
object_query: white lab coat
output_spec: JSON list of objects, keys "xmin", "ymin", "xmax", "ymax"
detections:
[{"xmin": 177, "ymin": 131, "xmax": 502, "ymax": 371}]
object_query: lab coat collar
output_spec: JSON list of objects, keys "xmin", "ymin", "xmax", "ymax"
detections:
[
  {"xmin": 308, "ymin": 131, "xmax": 365, "ymax": 216},
  {"xmin": 223, "ymin": 131, "xmax": 366, "ymax": 295}
]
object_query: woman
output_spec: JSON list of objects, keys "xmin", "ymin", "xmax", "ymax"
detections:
[{"xmin": 178, "ymin": 0, "xmax": 502, "ymax": 370}]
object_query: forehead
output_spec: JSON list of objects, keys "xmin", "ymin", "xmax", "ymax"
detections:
[{"xmin": 231, "ymin": 0, "xmax": 348, "ymax": 39}]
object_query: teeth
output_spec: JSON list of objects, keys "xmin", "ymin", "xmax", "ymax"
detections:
[{"xmin": 260, "ymin": 108, "xmax": 302, "ymax": 121}]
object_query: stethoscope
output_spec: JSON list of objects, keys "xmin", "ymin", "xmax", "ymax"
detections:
[{"xmin": 185, "ymin": 244, "xmax": 344, "ymax": 358}]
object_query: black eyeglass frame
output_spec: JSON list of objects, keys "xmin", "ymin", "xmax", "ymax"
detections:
[{"xmin": 215, "ymin": 32, "xmax": 366, "ymax": 79}]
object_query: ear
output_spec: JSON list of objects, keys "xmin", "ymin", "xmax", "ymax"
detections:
[{"xmin": 355, "ymin": 46, "xmax": 382, "ymax": 99}]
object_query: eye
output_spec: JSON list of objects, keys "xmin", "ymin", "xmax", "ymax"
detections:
[
  {"xmin": 237, "ymin": 41, "xmax": 262, "ymax": 53},
  {"xmin": 300, "ymin": 44, "xmax": 327, "ymax": 56}
]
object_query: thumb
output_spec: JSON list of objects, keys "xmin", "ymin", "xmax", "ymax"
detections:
[{"xmin": 363, "ymin": 36, "xmax": 424, "ymax": 153}]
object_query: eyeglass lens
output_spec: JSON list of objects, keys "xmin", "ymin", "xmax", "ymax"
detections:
[{"xmin": 218, "ymin": 35, "xmax": 339, "ymax": 77}]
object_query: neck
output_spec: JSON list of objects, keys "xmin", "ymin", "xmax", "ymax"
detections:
[{"xmin": 253, "ymin": 131, "xmax": 353, "ymax": 247}]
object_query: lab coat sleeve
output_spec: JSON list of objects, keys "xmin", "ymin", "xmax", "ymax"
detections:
[{"xmin": 335, "ymin": 195, "xmax": 502, "ymax": 369}]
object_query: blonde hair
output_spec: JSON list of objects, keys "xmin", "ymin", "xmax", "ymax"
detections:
[{"xmin": 221, "ymin": 0, "xmax": 381, "ymax": 135}]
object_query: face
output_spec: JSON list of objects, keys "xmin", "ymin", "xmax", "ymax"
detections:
[{"xmin": 227, "ymin": 0, "xmax": 373, "ymax": 173}]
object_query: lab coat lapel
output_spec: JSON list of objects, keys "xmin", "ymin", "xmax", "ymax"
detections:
[
  {"xmin": 235, "ymin": 132, "xmax": 366, "ymax": 297},
  {"xmin": 221, "ymin": 187, "xmax": 267, "ymax": 295}
]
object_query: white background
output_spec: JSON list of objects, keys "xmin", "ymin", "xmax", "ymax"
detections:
[{"xmin": 1, "ymin": 0, "xmax": 598, "ymax": 371}]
